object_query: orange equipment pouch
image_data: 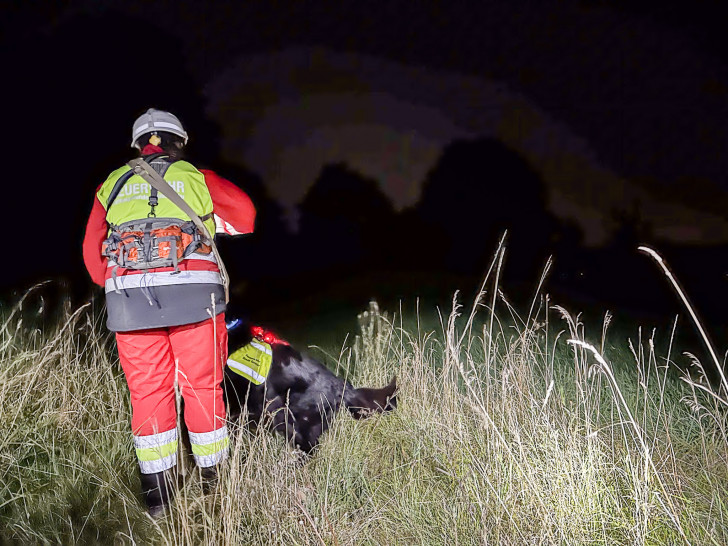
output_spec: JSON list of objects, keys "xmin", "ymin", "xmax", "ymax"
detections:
[{"xmin": 102, "ymin": 217, "xmax": 208, "ymax": 271}]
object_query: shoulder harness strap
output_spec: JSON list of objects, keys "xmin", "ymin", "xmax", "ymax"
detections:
[
  {"xmin": 106, "ymin": 153, "xmax": 172, "ymax": 210},
  {"xmin": 127, "ymin": 157, "xmax": 230, "ymax": 304}
]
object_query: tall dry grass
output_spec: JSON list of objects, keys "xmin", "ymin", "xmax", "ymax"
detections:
[{"xmin": 1, "ymin": 266, "xmax": 727, "ymax": 544}]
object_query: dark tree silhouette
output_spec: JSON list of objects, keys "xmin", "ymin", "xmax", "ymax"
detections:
[
  {"xmin": 609, "ymin": 200, "xmax": 653, "ymax": 252},
  {"xmin": 297, "ymin": 162, "xmax": 397, "ymax": 272},
  {"xmin": 411, "ymin": 137, "xmax": 560, "ymax": 279}
]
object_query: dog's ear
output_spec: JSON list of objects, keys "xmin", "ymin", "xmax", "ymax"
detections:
[{"xmin": 344, "ymin": 376, "xmax": 397, "ymax": 419}]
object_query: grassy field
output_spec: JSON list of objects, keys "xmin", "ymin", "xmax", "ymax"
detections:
[{"xmin": 1, "ymin": 273, "xmax": 728, "ymax": 545}]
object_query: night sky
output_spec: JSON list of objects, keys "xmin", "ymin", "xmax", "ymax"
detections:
[{"xmin": 1, "ymin": 1, "xmax": 726, "ymax": 331}]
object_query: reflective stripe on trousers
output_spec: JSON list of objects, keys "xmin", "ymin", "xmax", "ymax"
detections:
[
  {"xmin": 134, "ymin": 428, "xmax": 178, "ymax": 474},
  {"xmin": 189, "ymin": 425, "xmax": 230, "ymax": 467}
]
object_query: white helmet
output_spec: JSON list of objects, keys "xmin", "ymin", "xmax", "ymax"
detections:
[{"xmin": 131, "ymin": 108, "xmax": 189, "ymax": 148}]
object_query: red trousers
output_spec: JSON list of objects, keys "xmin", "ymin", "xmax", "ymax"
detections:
[{"xmin": 116, "ymin": 313, "xmax": 228, "ymax": 436}]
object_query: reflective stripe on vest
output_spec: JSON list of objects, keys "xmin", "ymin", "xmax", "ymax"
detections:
[
  {"xmin": 104, "ymin": 269, "xmax": 223, "ymax": 294},
  {"xmin": 97, "ymin": 160, "xmax": 216, "ymax": 237}
]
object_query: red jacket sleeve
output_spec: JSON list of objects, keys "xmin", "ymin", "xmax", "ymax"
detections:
[
  {"xmin": 82, "ymin": 189, "xmax": 108, "ymax": 287},
  {"xmin": 201, "ymin": 169, "xmax": 256, "ymax": 235}
]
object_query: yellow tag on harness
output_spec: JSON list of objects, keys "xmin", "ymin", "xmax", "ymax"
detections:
[{"xmin": 226, "ymin": 340, "xmax": 273, "ymax": 385}]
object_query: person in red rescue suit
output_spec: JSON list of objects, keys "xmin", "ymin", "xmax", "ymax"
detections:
[{"xmin": 82, "ymin": 108, "xmax": 255, "ymax": 516}]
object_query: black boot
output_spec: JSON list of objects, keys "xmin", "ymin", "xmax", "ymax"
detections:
[
  {"xmin": 140, "ymin": 468, "xmax": 176, "ymax": 518},
  {"xmin": 200, "ymin": 465, "xmax": 219, "ymax": 495}
]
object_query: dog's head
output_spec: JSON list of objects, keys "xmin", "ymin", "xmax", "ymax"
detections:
[{"xmin": 346, "ymin": 376, "xmax": 397, "ymax": 419}]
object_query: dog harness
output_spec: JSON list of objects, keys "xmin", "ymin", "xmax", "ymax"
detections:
[
  {"xmin": 227, "ymin": 340, "xmax": 273, "ymax": 384},
  {"xmin": 226, "ymin": 326, "xmax": 288, "ymax": 384}
]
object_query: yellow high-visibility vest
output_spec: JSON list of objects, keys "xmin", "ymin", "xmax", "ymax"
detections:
[{"xmin": 97, "ymin": 159, "xmax": 216, "ymax": 236}]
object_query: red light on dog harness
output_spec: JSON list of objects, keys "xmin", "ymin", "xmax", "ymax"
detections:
[{"xmin": 251, "ymin": 326, "xmax": 289, "ymax": 346}]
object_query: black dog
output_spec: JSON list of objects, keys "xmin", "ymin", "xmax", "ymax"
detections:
[{"xmin": 223, "ymin": 322, "xmax": 397, "ymax": 453}]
